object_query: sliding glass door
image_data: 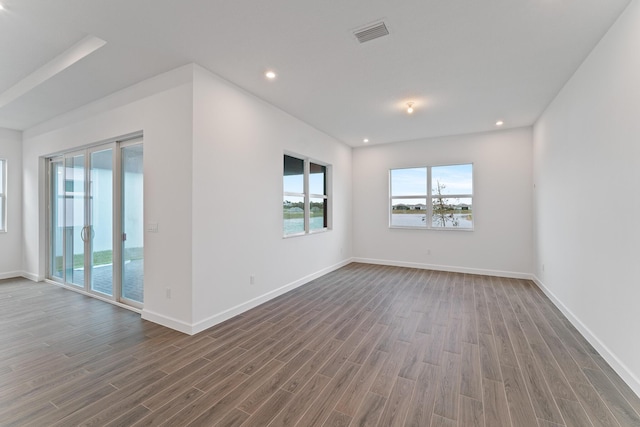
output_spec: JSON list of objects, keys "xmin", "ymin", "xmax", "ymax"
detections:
[
  {"xmin": 50, "ymin": 159, "xmax": 65, "ymax": 281},
  {"xmin": 121, "ymin": 142, "xmax": 144, "ymax": 305},
  {"xmin": 64, "ymin": 151, "xmax": 87, "ymax": 287},
  {"xmin": 48, "ymin": 137, "xmax": 143, "ymax": 308},
  {"xmin": 88, "ymin": 146, "xmax": 114, "ymax": 296}
]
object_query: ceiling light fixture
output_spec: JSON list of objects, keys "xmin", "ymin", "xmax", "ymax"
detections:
[
  {"xmin": 496, "ymin": 120, "xmax": 504, "ymax": 126},
  {"xmin": 406, "ymin": 102, "xmax": 415, "ymax": 114},
  {"xmin": 363, "ymin": 138, "xmax": 369, "ymax": 143},
  {"xmin": 265, "ymin": 71, "xmax": 276, "ymax": 79},
  {"xmin": 0, "ymin": 4, "xmax": 5, "ymax": 10}
]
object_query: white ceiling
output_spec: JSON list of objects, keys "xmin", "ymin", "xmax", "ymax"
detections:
[{"xmin": 0, "ymin": 0, "xmax": 632, "ymax": 146}]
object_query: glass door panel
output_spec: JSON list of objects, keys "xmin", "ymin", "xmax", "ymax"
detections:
[
  {"xmin": 89, "ymin": 148, "xmax": 114, "ymax": 296},
  {"xmin": 65, "ymin": 153, "xmax": 86, "ymax": 287},
  {"xmin": 121, "ymin": 144, "xmax": 144, "ymax": 304},
  {"xmin": 50, "ymin": 160, "xmax": 65, "ymax": 280}
]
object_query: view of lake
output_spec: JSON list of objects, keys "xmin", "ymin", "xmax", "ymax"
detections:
[
  {"xmin": 391, "ymin": 213, "xmax": 473, "ymax": 229},
  {"xmin": 284, "ymin": 217, "xmax": 326, "ymax": 235}
]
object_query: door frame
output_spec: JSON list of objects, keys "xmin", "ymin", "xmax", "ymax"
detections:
[{"xmin": 117, "ymin": 137, "xmax": 144, "ymax": 309}]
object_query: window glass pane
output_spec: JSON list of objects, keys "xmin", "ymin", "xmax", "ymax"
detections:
[
  {"xmin": 0, "ymin": 160, "xmax": 4, "ymax": 231},
  {"xmin": 283, "ymin": 196, "xmax": 305, "ymax": 235},
  {"xmin": 283, "ymin": 155, "xmax": 304, "ymax": 194},
  {"xmin": 309, "ymin": 163, "xmax": 326, "ymax": 195},
  {"xmin": 122, "ymin": 144, "xmax": 144, "ymax": 303},
  {"xmin": 390, "ymin": 168, "xmax": 427, "ymax": 196},
  {"xmin": 432, "ymin": 197, "xmax": 473, "ymax": 229},
  {"xmin": 90, "ymin": 148, "xmax": 113, "ymax": 296},
  {"xmin": 310, "ymin": 197, "xmax": 327, "ymax": 231},
  {"xmin": 391, "ymin": 198, "xmax": 427, "ymax": 227},
  {"xmin": 51, "ymin": 161, "xmax": 64, "ymax": 278},
  {"xmin": 65, "ymin": 154, "xmax": 86, "ymax": 286},
  {"xmin": 432, "ymin": 164, "xmax": 473, "ymax": 195}
]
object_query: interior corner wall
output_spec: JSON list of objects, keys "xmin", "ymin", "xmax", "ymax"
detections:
[
  {"xmin": 190, "ymin": 65, "xmax": 353, "ymax": 332},
  {"xmin": 21, "ymin": 66, "xmax": 196, "ymax": 332},
  {"xmin": 533, "ymin": 0, "xmax": 640, "ymax": 395},
  {"xmin": 352, "ymin": 127, "xmax": 533, "ymax": 277},
  {"xmin": 0, "ymin": 128, "xmax": 23, "ymax": 278}
]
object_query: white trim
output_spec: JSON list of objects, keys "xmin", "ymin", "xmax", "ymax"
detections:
[
  {"xmin": 352, "ymin": 257, "xmax": 531, "ymax": 279},
  {"xmin": 0, "ymin": 35, "xmax": 106, "ymax": 109},
  {"xmin": 149, "ymin": 258, "xmax": 353, "ymax": 336},
  {"xmin": 0, "ymin": 271, "xmax": 23, "ymax": 280},
  {"xmin": 21, "ymin": 271, "xmax": 43, "ymax": 281},
  {"xmin": 190, "ymin": 258, "xmax": 352, "ymax": 335},
  {"xmin": 531, "ymin": 275, "xmax": 640, "ymax": 399},
  {"xmin": 0, "ymin": 158, "xmax": 6, "ymax": 232},
  {"xmin": 141, "ymin": 309, "xmax": 193, "ymax": 335}
]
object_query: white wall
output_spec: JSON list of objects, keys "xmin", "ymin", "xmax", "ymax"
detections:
[
  {"xmin": 353, "ymin": 128, "xmax": 533, "ymax": 277},
  {"xmin": 533, "ymin": 0, "xmax": 640, "ymax": 395},
  {"xmin": 19, "ymin": 63, "xmax": 352, "ymax": 334},
  {"xmin": 0, "ymin": 128, "xmax": 23, "ymax": 278},
  {"xmin": 22, "ymin": 65, "xmax": 195, "ymax": 330},
  {"xmin": 190, "ymin": 65, "xmax": 352, "ymax": 331}
]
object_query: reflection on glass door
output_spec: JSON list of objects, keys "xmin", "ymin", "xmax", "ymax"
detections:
[
  {"xmin": 89, "ymin": 148, "xmax": 113, "ymax": 296},
  {"xmin": 50, "ymin": 159, "xmax": 64, "ymax": 280},
  {"xmin": 65, "ymin": 153, "xmax": 86, "ymax": 287},
  {"xmin": 121, "ymin": 144, "xmax": 144, "ymax": 304}
]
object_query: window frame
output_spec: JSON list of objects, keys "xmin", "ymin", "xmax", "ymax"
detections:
[
  {"xmin": 283, "ymin": 153, "xmax": 331, "ymax": 237},
  {"xmin": 0, "ymin": 159, "xmax": 6, "ymax": 232},
  {"xmin": 389, "ymin": 163, "xmax": 474, "ymax": 231}
]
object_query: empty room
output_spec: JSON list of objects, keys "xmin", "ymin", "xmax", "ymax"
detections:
[{"xmin": 1, "ymin": 0, "xmax": 639, "ymax": 426}]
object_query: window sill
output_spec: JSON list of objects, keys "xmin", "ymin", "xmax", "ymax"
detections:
[
  {"xmin": 389, "ymin": 225, "xmax": 474, "ymax": 232},
  {"xmin": 283, "ymin": 228, "xmax": 330, "ymax": 239}
]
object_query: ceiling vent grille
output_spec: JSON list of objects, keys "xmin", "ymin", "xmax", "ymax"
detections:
[{"xmin": 354, "ymin": 22, "xmax": 389, "ymax": 43}]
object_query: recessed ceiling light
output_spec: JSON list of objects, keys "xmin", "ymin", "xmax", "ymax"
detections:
[
  {"xmin": 406, "ymin": 102, "xmax": 415, "ymax": 114},
  {"xmin": 265, "ymin": 71, "xmax": 276, "ymax": 79},
  {"xmin": 363, "ymin": 138, "xmax": 369, "ymax": 143},
  {"xmin": 496, "ymin": 120, "xmax": 504, "ymax": 126},
  {"xmin": 0, "ymin": 4, "xmax": 5, "ymax": 10}
]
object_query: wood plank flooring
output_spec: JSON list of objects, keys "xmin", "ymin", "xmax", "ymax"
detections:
[{"xmin": 1, "ymin": 263, "xmax": 639, "ymax": 426}]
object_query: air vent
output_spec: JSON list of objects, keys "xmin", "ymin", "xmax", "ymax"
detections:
[{"xmin": 354, "ymin": 21, "xmax": 389, "ymax": 43}]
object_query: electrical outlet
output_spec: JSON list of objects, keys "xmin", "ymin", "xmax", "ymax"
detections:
[
  {"xmin": 165, "ymin": 287, "xmax": 171, "ymax": 299},
  {"xmin": 250, "ymin": 275, "xmax": 255, "ymax": 285},
  {"xmin": 427, "ymin": 249, "xmax": 432, "ymax": 255}
]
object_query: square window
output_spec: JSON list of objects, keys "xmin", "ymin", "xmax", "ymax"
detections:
[{"xmin": 390, "ymin": 164, "xmax": 473, "ymax": 230}]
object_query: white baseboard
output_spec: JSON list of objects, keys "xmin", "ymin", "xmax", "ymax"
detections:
[
  {"xmin": 21, "ymin": 271, "xmax": 43, "ymax": 281},
  {"xmin": 531, "ymin": 275, "xmax": 640, "ymax": 399},
  {"xmin": 0, "ymin": 271, "xmax": 23, "ymax": 280},
  {"xmin": 140, "ymin": 258, "xmax": 353, "ymax": 335},
  {"xmin": 352, "ymin": 257, "xmax": 531, "ymax": 280},
  {"xmin": 141, "ymin": 309, "xmax": 193, "ymax": 335},
  {"xmin": 189, "ymin": 258, "xmax": 354, "ymax": 335}
]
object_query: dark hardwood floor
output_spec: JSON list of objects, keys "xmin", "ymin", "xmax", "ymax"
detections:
[{"xmin": 1, "ymin": 263, "xmax": 639, "ymax": 426}]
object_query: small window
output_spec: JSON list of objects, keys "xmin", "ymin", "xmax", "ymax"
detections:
[
  {"xmin": 283, "ymin": 154, "xmax": 330, "ymax": 236},
  {"xmin": 0, "ymin": 159, "xmax": 6, "ymax": 232},
  {"xmin": 390, "ymin": 163, "xmax": 473, "ymax": 230}
]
